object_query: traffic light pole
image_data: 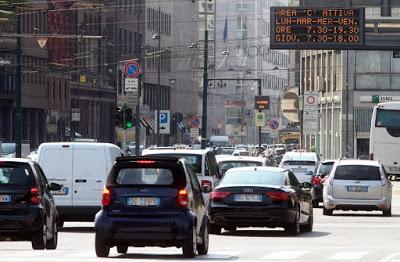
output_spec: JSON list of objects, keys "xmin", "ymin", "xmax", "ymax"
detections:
[{"xmin": 122, "ymin": 104, "xmax": 127, "ymax": 154}]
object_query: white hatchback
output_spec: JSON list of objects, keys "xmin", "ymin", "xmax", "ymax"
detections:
[
  {"xmin": 279, "ymin": 152, "xmax": 319, "ymax": 183},
  {"xmin": 323, "ymin": 159, "xmax": 392, "ymax": 216}
]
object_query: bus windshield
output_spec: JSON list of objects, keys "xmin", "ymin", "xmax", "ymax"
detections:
[{"xmin": 376, "ymin": 109, "xmax": 400, "ymax": 128}]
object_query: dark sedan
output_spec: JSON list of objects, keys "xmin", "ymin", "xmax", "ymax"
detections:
[{"xmin": 209, "ymin": 166, "xmax": 313, "ymax": 236}]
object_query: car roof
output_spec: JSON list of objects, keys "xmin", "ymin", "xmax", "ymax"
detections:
[
  {"xmin": 225, "ymin": 166, "xmax": 287, "ymax": 173},
  {"xmin": 0, "ymin": 158, "xmax": 32, "ymax": 164},
  {"xmin": 282, "ymin": 152, "xmax": 318, "ymax": 160},
  {"xmin": 216, "ymin": 155, "xmax": 265, "ymax": 163},
  {"xmin": 336, "ymin": 159, "xmax": 380, "ymax": 167},
  {"xmin": 321, "ymin": 159, "xmax": 336, "ymax": 164},
  {"xmin": 142, "ymin": 149, "xmax": 211, "ymax": 156}
]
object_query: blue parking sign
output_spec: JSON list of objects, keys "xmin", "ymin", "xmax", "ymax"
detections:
[{"xmin": 160, "ymin": 112, "xmax": 168, "ymax": 124}]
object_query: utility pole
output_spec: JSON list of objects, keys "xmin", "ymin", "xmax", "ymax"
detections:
[
  {"xmin": 15, "ymin": 13, "xmax": 22, "ymax": 158},
  {"xmin": 156, "ymin": 6, "xmax": 161, "ymax": 146},
  {"xmin": 201, "ymin": 1, "xmax": 209, "ymax": 149}
]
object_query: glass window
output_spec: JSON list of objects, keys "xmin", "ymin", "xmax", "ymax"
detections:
[
  {"xmin": 221, "ymin": 170, "xmax": 284, "ymax": 185},
  {"xmin": 0, "ymin": 164, "xmax": 34, "ymax": 185},
  {"xmin": 282, "ymin": 160, "xmax": 316, "ymax": 166},
  {"xmin": 288, "ymin": 172, "xmax": 300, "ymax": 187},
  {"xmin": 117, "ymin": 168, "xmax": 174, "ymax": 185},
  {"xmin": 376, "ymin": 109, "xmax": 400, "ymax": 128},
  {"xmin": 218, "ymin": 161, "xmax": 262, "ymax": 174},
  {"xmin": 317, "ymin": 162, "xmax": 334, "ymax": 175},
  {"xmin": 334, "ymin": 165, "xmax": 381, "ymax": 180}
]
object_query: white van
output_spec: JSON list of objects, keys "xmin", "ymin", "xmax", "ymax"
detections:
[{"xmin": 36, "ymin": 142, "xmax": 122, "ymax": 225}]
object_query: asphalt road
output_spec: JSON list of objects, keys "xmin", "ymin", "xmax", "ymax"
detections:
[{"xmin": 1, "ymin": 182, "xmax": 400, "ymax": 262}]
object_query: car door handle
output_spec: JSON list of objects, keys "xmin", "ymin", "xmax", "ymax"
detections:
[{"xmin": 75, "ymin": 179, "xmax": 87, "ymax": 183}]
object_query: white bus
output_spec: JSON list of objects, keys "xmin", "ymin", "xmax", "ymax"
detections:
[{"xmin": 369, "ymin": 102, "xmax": 400, "ymax": 178}]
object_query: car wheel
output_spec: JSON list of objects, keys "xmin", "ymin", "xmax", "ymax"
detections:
[
  {"xmin": 197, "ymin": 223, "xmax": 209, "ymax": 255},
  {"xmin": 323, "ymin": 207, "xmax": 333, "ymax": 216},
  {"xmin": 312, "ymin": 200, "xmax": 319, "ymax": 208},
  {"xmin": 210, "ymin": 223, "xmax": 221, "ymax": 235},
  {"xmin": 285, "ymin": 210, "xmax": 300, "ymax": 236},
  {"xmin": 95, "ymin": 233, "xmax": 110, "ymax": 257},
  {"xmin": 383, "ymin": 206, "xmax": 392, "ymax": 217},
  {"xmin": 31, "ymin": 222, "xmax": 46, "ymax": 250},
  {"xmin": 182, "ymin": 226, "xmax": 196, "ymax": 258},
  {"xmin": 46, "ymin": 221, "xmax": 58, "ymax": 250},
  {"xmin": 117, "ymin": 245, "xmax": 128, "ymax": 254},
  {"xmin": 301, "ymin": 211, "xmax": 313, "ymax": 232}
]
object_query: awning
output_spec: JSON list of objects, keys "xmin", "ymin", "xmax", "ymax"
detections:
[{"xmin": 140, "ymin": 117, "xmax": 155, "ymax": 133}]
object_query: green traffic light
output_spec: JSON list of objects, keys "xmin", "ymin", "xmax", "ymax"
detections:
[{"xmin": 126, "ymin": 122, "xmax": 133, "ymax": 128}]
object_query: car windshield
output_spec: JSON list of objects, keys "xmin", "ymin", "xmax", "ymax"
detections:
[
  {"xmin": 221, "ymin": 170, "xmax": 284, "ymax": 186},
  {"xmin": 283, "ymin": 160, "xmax": 316, "ymax": 166},
  {"xmin": 116, "ymin": 168, "xmax": 174, "ymax": 185},
  {"xmin": 156, "ymin": 154, "xmax": 202, "ymax": 174},
  {"xmin": 334, "ymin": 165, "xmax": 381, "ymax": 180},
  {"xmin": 218, "ymin": 161, "xmax": 262, "ymax": 173},
  {"xmin": 0, "ymin": 164, "xmax": 34, "ymax": 185},
  {"xmin": 1, "ymin": 143, "xmax": 15, "ymax": 155},
  {"xmin": 317, "ymin": 162, "xmax": 334, "ymax": 175}
]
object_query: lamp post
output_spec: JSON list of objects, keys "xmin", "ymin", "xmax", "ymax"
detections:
[
  {"xmin": 153, "ymin": 6, "xmax": 161, "ymax": 146},
  {"xmin": 201, "ymin": 0, "xmax": 209, "ymax": 149},
  {"xmin": 15, "ymin": 12, "xmax": 22, "ymax": 158}
]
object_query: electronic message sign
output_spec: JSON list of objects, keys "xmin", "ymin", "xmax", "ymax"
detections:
[{"xmin": 270, "ymin": 7, "xmax": 365, "ymax": 50}]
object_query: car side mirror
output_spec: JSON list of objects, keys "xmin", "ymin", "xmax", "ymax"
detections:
[
  {"xmin": 48, "ymin": 183, "xmax": 62, "ymax": 191},
  {"xmin": 300, "ymin": 182, "xmax": 312, "ymax": 189},
  {"xmin": 201, "ymin": 185, "xmax": 212, "ymax": 194}
]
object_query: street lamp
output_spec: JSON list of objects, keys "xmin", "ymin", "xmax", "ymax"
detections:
[{"xmin": 152, "ymin": 29, "xmax": 161, "ymax": 146}]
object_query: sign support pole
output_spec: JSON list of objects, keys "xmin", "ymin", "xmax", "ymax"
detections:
[{"xmin": 257, "ymin": 79, "xmax": 262, "ymax": 153}]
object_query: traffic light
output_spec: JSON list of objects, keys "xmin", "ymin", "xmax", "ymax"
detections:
[
  {"xmin": 125, "ymin": 108, "xmax": 133, "ymax": 129},
  {"xmin": 116, "ymin": 107, "xmax": 123, "ymax": 127}
]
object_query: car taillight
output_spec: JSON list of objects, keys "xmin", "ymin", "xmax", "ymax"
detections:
[
  {"xmin": 266, "ymin": 192, "xmax": 289, "ymax": 201},
  {"xmin": 312, "ymin": 176, "xmax": 321, "ymax": 185},
  {"xmin": 178, "ymin": 189, "xmax": 189, "ymax": 207},
  {"xmin": 201, "ymin": 180, "xmax": 212, "ymax": 188},
  {"xmin": 102, "ymin": 187, "xmax": 111, "ymax": 206},
  {"xmin": 369, "ymin": 153, "xmax": 374, "ymax": 160},
  {"xmin": 210, "ymin": 191, "xmax": 231, "ymax": 201},
  {"xmin": 136, "ymin": 160, "xmax": 155, "ymax": 164},
  {"xmin": 30, "ymin": 187, "xmax": 41, "ymax": 205}
]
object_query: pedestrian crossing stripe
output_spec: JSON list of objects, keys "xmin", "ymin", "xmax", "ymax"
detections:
[
  {"xmin": 262, "ymin": 251, "xmax": 309, "ymax": 260},
  {"xmin": 328, "ymin": 251, "xmax": 370, "ymax": 260}
]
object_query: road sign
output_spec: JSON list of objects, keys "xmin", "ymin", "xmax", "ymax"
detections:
[
  {"xmin": 191, "ymin": 116, "xmax": 201, "ymax": 128},
  {"xmin": 255, "ymin": 112, "xmax": 265, "ymax": 127},
  {"xmin": 255, "ymin": 96, "xmax": 270, "ymax": 110},
  {"xmin": 303, "ymin": 91, "xmax": 319, "ymax": 135},
  {"xmin": 126, "ymin": 92, "xmax": 138, "ymax": 107},
  {"xmin": 304, "ymin": 92, "xmax": 318, "ymax": 107},
  {"xmin": 71, "ymin": 108, "xmax": 80, "ymax": 122},
  {"xmin": 124, "ymin": 61, "xmax": 142, "ymax": 78},
  {"xmin": 125, "ymin": 78, "xmax": 138, "ymax": 92},
  {"xmin": 268, "ymin": 119, "xmax": 280, "ymax": 130},
  {"xmin": 156, "ymin": 110, "xmax": 170, "ymax": 134},
  {"xmin": 190, "ymin": 128, "xmax": 199, "ymax": 138}
]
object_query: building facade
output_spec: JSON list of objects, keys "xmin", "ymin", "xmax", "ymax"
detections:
[{"xmin": 210, "ymin": 0, "xmax": 289, "ymax": 145}]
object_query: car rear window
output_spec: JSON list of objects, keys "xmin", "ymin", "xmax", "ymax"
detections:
[
  {"xmin": 221, "ymin": 170, "xmax": 284, "ymax": 186},
  {"xmin": 334, "ymin": 165, "xmax": 381, "ymax": 180},
  {"xmin": 283, "ymin": 160, "xmax": 315, "ymax": 166},
  {"xmin": 117, "ymin": 168, "xmax": 174, "ymax": 185},
  {"xmin": 0, "ymin": 163, "xmax": 34, "ymax": 185},
  {"xmin": 219, "ymin": 161, "xmax": 262, "ymax": 173}
]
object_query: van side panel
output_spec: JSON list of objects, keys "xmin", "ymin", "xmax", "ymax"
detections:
[
  {"xmin": 72, "ymin": 146, "xmax": 107, "ymax": 206},
  {"xmin": 38, "ymin": 146, "xmax": 73, "ymax": 206}
]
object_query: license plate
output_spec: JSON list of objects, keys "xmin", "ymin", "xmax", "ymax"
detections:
[
  {"xmin": 347, "ymin": 186, "xmax": 368, "ymax": 192},
  {"xmin": 51, "ymin": 187, "xmax": 68, "ymax": 196},
  {"xmin": 0, "ymin": 195, "xmax": 11, "ymax": 203},
  {"xmin": 234, "ymin": 194, "xmax": 262, "ymax": 202},
  {"xmin": 127, "ymin": 197, "xmax": 160, "ymax": 206},
  {"xmin": 389, "ymin": 166, "xmax": 400, "ymax": 172},
  {"xmin": 293, "ymin": 168, "xmax": 306, "ymax": 173}
]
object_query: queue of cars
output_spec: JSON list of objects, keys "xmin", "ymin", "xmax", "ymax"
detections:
[{"xmin": 0, "ymin": 141, "xmax": 394, "ymax": 257}]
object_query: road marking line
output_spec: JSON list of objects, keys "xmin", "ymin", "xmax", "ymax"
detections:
[
  {"xmin": 380, "ymin": 252, "xmax": 400, "ymax": 262},
  {"xmin": 262, "ymin": 251, "xmax": 309, "ymax": 260},
  {"xmin": 328, "ymin": 251, "xmax": 369, "ymax": 260}
]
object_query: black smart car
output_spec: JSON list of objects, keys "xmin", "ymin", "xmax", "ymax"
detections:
[
  {"xmin": 210, "ymin": 166, "xmax": 313, "ymax": 236},
  {"xmin": 95, "ymin": 156, "xmax": 211, "ymax": 258},
  {"xmin": 0, "ymin": 158, "xmax": 61, "ymax": 249}
]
